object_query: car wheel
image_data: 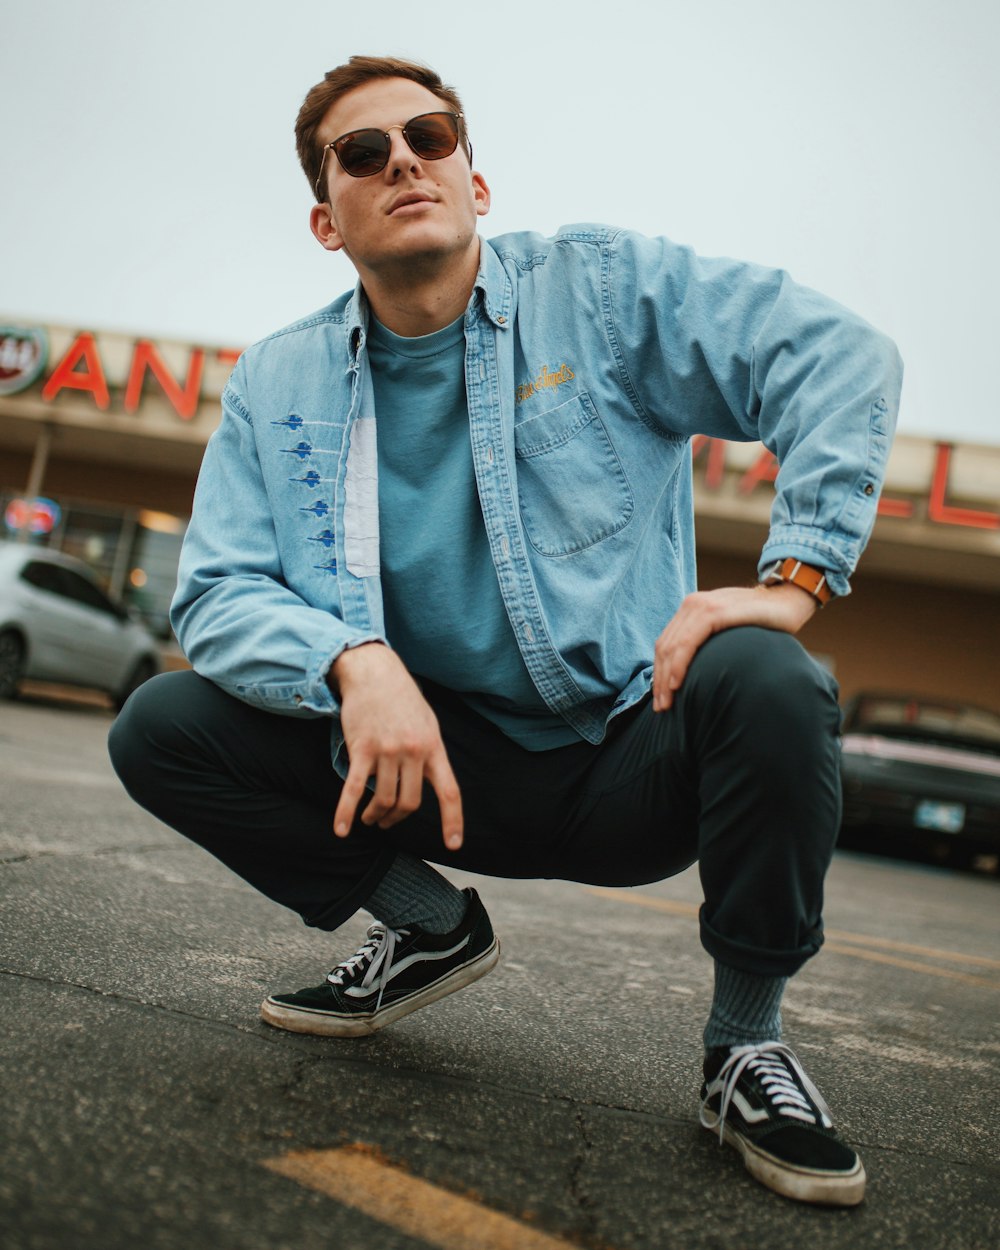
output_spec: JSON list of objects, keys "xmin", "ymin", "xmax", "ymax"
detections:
[
  {"xmin": 114, "ymin": 656, "xmax": 157, "ymax": 713},
  {"xmin": 0, "ymin": 630, "xmax": 27, "ymax": 700}
]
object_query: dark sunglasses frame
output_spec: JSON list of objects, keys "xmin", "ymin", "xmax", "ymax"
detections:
[{"xmin": 314, "ymin": 111, "xmax": 471, "ymax": 198}]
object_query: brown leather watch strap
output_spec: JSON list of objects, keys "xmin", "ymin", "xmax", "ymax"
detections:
[{"xmin": 762, "ymin": 558, "xmax": 834, "ymax": 607}]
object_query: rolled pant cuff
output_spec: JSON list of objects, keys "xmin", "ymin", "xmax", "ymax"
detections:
[
  {"xmin": 699, "ymin": 906, "xmax": 823, "ymax": 978},
  {"xmin": 302, "ymin": 846, "xmax": 399, "ymax": 932}
]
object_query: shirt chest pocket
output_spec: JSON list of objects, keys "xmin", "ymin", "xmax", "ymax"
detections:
[{"xmin": 512, "ymin": 392, "xmax": 634, "ymax": 557}]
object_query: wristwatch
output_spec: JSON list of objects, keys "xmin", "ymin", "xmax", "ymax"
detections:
[{"xmin": 759, "ymin": 558, "xmax": 834, "ymax": 607}]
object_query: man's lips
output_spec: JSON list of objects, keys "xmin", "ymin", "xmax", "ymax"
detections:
[{"xmin": 387, "ymin": 192, "xmax": 437, "ymax": 215}]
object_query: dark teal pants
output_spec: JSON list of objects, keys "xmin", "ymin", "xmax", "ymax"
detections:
[{"xmin": 108, "ymin": 627, "xmax": 842, "ymax": 977}]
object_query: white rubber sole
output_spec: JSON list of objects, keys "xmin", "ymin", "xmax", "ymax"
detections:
[
  {"xmin": 701, "ymin": 1110, "xmax": 867, "ymax": 1207},
  {"xmin": 260, "ymin": 936, "xmax": 500, "ymax": 1038}
]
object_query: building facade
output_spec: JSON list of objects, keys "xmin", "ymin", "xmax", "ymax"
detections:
[{"xmin": 1, "ymin": 320, "xmax": 998, "ymax": 704}]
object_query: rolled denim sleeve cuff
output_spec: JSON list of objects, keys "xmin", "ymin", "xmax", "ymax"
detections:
[
  {"xmin": 225, "ymin": 632, "xmax": 387, "ymax": 718},
  {"xmin": 309, "ymin": 633, "xmax": 387, "ymax": 716},
  {"xmin": 759, "ymin": 526, "xmax": 859, "ymax": 598}
]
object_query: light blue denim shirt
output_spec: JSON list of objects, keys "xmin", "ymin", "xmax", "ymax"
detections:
[{"xmin": 172, "ymin": 224, "xmax": 903, "ymax": 768}]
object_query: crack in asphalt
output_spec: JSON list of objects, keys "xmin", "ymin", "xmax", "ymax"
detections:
[
  {"xmin": 0, "ymin": 841, "xmax": 175, "ymax": 867},
  {"xmin": 0, "ymin": 966, "xmax": 259, "ymax": 1033},
  {"xmin": 568, "ymin": 1109, "xmax": 598, "ymax": 1241},
  {"xmin": 2, "ymin": 965, "xmax": 996, "ymax": 1178},
  {"xmin": 0, "ymin": 964, "xmax": 692, "ymax": 1129}
]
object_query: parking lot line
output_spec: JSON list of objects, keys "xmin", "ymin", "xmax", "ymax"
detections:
[
  {"xmin": 585, "ymin": 886, "xmax": 1000, "ymax": 989},
  {"xmin": 585, "ymin": 887, "xmax": 700, "ymax": 919},
  {"xmin": 823, "ymin": 928, "xmax": 1000, "ymax": 970},
  {"xmin": 821, "ymin": 941, "xmax": 1000, "ymax": 988},
  {"xmin": 262, "ymin": 1145, "xmax": 587, "ymax": 1250}
]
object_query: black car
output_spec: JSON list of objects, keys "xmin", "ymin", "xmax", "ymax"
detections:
[{"xmin": 839, "ymin": 692, "xmax": 1000, "ymax": 874}]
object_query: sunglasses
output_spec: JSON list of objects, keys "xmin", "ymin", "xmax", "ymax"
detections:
[{"xmin": 315, "ymin": 111, "xmax": 470, "ymax": 195}]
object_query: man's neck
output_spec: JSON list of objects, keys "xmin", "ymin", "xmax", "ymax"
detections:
[{"xmin": 360, "ymin": 242, "xmax": 480, "ymax": 338}]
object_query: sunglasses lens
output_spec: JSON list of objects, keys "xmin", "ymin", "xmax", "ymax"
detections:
[
  {"xmin": 406, "ymin": 113, "xmax": 460, "ymax": 160},
  {"xmin": 335, "ymin": 130, "xmax": 390, "ymax": 177},
  {"xmin": 330, "ymin": 114, "xmax": 462, "ymax": 180}
]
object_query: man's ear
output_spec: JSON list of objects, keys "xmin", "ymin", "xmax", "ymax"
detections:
[
  {"xmin": 472, "ymin": 172, "xmax": 491, "ymax": 218},
  {"xmin": 310, "ymin": 202, "xmax": 344, "ymax": 252}
]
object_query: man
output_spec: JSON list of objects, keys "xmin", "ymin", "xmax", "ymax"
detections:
[{"xmin": 109, "ymin": 55, "xmax": 903, "ymax": 1207}]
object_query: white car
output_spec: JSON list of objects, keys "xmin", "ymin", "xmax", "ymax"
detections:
[{"xmin": 0, "ymin": 542, "xmax": 161, "ymax": 710}]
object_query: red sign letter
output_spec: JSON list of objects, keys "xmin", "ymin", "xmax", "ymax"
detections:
[
  {"xmin": 876, "ymin": 494, "xmax": 914, "ymax": 519},
  {"xmin": 124, "ymin": 341, "xmax": 206, "ymax": 420},
  {"xmin": 691, "ymin": 435, "xmax": 727, "ymax": 490},
  {"xmin": 40, "ymin": 332, "xmax": 111, "ymax": 410},
  {"xmin": 738, "ymin": 449, "xmax": 779, "ymax": 493},
  {"xmin": 928, "ymin": 443, "xmax": 1000, "ymax": 529}
]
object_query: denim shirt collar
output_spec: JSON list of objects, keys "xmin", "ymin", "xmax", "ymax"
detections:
[
  {"xmin": 473, "ymin": 237, "xmax": 513, "ymax": 329},
  {"xmin": 345, "ymin": 237, "xmax": 512, "ymax": 358}
]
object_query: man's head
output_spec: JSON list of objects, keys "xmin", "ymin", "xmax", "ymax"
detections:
[
  {"xmin": 297, "ymin": 56, "xmax": 490, "ymax": 302},
  {"xmin": 296, "ymin": 56, "xmax": 468, "ymax": 205}
]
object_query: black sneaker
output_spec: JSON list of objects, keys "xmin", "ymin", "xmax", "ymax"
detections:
[
  {"xmin": 699, "ymin": 1042, "xmax": 866, "ymax": 1206},
  {"xmin": 260, "ymin": 887, "xmax": 499, "ymax": 1037}
]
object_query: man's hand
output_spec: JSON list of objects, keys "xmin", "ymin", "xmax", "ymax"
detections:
[
  {"xmin": 329, "ymin": 644, "xmax": 463, "ymax": 850},
  {"xmin": 652, "ymin": 583, "xmax": 818, "ymax": 712}
]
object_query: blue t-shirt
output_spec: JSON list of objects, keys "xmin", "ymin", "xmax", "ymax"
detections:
[{"xmin": 368, "ymin": 315, "xmax": 582, "ymax": 751}]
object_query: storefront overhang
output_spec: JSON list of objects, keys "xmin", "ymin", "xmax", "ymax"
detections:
[
  {"xmin": 692, "ymin": 435, "xmax": 1000, "ymax": 593},
  {"xmin": 2, "ymin": 319, "xmax": 998, "ymax": 594}
]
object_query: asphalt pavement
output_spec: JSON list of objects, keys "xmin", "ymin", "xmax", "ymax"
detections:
[{"xmin": 1, "ymin": 690, "xmax": 998, "ymax": 1250}]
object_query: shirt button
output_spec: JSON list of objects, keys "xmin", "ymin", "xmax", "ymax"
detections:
[
  {"xmin": 863, "ymin": 483, "xmax": 875, "ymax": 496},
  {"xmin": 497, "ymin": 315, "xmax": 507, "ymax": 324}
]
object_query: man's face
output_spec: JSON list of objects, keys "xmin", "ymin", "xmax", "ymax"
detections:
[{"xmin": 310, "ymin": 77, "xmax": 490, "ymax": 280}]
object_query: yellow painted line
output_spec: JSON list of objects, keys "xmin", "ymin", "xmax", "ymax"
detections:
[
  {"xmin": 586, "ymin": 886, "xmax": 699, "ymax": 919},
  {"xmin": 824, "ymin": 928, "xmax": 1000, "ymax": 970},
  {"xmin": 585, "ymin": 886, "xmax": 1000, "ymax": 988},
  {"xmin": 822, "ymin": 942, "xmax": 1000, "ymax": 989},
  {"xmin": 262, "ymin": 1145, "xmax": 587, "ymax": 1250}
]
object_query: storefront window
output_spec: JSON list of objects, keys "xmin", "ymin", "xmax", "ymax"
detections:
[{"xmin": 123, "ymin": 510, "xmax": 186, "ymax": 639}]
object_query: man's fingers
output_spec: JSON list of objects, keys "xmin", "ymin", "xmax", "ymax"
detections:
[
  {"xmin": 653, "ymin": 619, "xmax": 714, "ymax": 709},
  {"xmin": 361, "ymin": 754, "xmax": 404, "ymax": 827},
  {"xmin": 373, "ymin": 757, "xmax": 424, "ymax": 829},
  {"xmin": 333, "ymin": 753, "xmax": 372, "ymax": 836},
  {"xmin": 426, "ymin": 750, "xmax": 464, "ymax": 850}
]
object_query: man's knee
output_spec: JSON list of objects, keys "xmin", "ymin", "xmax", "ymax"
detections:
[
  {"xmin": 108, "ymin": 669, "xmax": 201, "ymax": 791},
  {"xmin": 694, "ymin": 626, "xmax": 836, "ymax": 698},
  {"xmin": 685, "ymin": 626, "xmax": 840, "ymax": 750}
]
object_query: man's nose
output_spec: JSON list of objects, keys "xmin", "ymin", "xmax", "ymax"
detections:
[{"xmin": 384, "ymin": 127, "xmax": 422, "ymax": 177}]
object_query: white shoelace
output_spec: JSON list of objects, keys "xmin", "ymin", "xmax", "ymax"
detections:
[
  {"xmin": 326, "ymin": 923, "xmax": 408, "ymax": 1012},
  {"xmin": 707, "ymin": 1041, "xmax": 834, "ymax": 1142}
]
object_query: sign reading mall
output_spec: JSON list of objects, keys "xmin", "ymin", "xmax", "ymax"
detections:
[{"xmin": 1, "ymin": 323, "xmax": 997, "ymax": 533}]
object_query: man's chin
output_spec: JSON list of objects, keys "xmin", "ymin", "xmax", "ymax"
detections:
[{"xmin": 365, "ymin": 232, "xmax": 479, "ymax": 276}]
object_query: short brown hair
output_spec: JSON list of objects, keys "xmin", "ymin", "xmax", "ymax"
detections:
[{"xmin": 295, "ymin": 55, "xmax": 468, "ymax": 202}]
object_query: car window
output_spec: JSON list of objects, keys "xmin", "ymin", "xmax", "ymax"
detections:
[
  {"xmin": 58, "ymin": 568, "xmax": 119, "ymax": 616},
  {"xmin": 851, "ymin": 696, "xmax": 1000, "ymax": 750},
  {"xmin": 20, "ymin": 561, "xmax": 65, "ymax": 595}
]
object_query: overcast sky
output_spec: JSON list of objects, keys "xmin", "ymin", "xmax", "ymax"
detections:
[{"xmin": 2, "ymin": 0, "xmax": 998, "ymax": 446}]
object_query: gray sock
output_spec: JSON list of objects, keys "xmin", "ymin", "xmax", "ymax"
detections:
[
  {"xmin": 363, "ymin": 851, "xmax": 468, "ymax": 934},
  {"xmin": 703, "ymin": 961, "xmax": 788, "ymax": 1052}
]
